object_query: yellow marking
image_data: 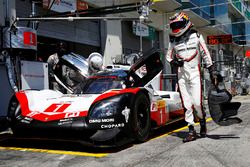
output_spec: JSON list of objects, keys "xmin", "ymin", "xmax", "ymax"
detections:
[
  {"xmin": 152, "ymin": 0, "xmax": 164, "ymax": 2},
  {"xmin": 150, "ymin": 117, "xmax": 213, "ymax": 140},
  {"xmin": 0, "ymin": 118, "xmax": 213, "ymax": 155},
  {"xmin": 165, "ymin": 117, "xmax": 184, "ymax": 126},
  {"xmin": 0, "ymin": 146, "xmax": 108, "ymax": 158},
  {"xmin": 157, "ymin": 100, "xmax": 166, "ymax": 108}
]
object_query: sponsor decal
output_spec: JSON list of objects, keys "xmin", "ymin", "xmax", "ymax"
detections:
[
  {"xmin": 158, "ymin": 100, "xmax": 167, "ymax": 124},
  {"xmin": 65, "ymin": 112, "xmax": 80, "ymax": 118},
  {"xmin": 89, "ymin": 118, "xmax": 114, "ymax": 123},
  {"xmin": 59, "ymin": 118, "xmax": 73, "ymax": 122},
  {"xmin": 151, "ymin": 101, "xmax": 158, "ymax": 111},
  {"xmin": 43, "ymin": 0, "xmax": 88, "ymax": 13},
  {"xmin": 82, "ymin": 94, "xmax": 94, "ymax": 98},
  {"xmin": 77, "ymin": 0, "xmax": 88, "ymax": 11},
  {"xmin": 58, "ymin": 118, "xmax": 73, "ymax": 125},
  {"xmin": 23, "ymin": 31, "xmax": 37, "ymax": 46},
  {"xmin": 151, "ymin": 99, "xmax": 168, "ymax": 125},
  {"xmin": 151, "ymin": 100, "xmax": 166, "ymax": 112},
  {"xmin": 101, "ymin": 123, "xmax": 125, "ymax": 129},
  {"xmin": 157, "ymin": 100, "xmax": 166, "ymax": 108},
  {"xmin": 122, "ymin": 106, "xmax": 130, "ymax": 123}
]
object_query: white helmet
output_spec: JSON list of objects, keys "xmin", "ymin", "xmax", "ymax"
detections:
[
  {"xmin": 169, "ymin": 12, "xmax": 193, "ymax": 37},
  {"xmin": 88, "ymin": 52, "xmax": 103, "ymax": 73}
]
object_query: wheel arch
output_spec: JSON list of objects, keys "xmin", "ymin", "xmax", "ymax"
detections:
[
  {"xmin": 7, "ymin": 94, "xmax": 18, "ymax": 116},
  {"xmin": 137, "ymin": 88, "xmax": 150, "ymax": 102},
  {"xmin": 7, "ymin": 93, "xmax": 21, "ymax": 121}
]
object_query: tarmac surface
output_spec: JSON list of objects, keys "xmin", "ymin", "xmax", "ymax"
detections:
[{"xmin": 0, "ymin": 94, "xmax": 249, "ymax": 167}]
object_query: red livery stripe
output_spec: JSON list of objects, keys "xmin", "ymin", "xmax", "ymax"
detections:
[
  {"xmin": 16, "ymin": 91, "xmax": 30, "ymax": 116},
  {"xmin": 176, "ymin": 50, "xmax": 198, "ymax": 62},
  {"xmin": 15, "ymin": 91, "xmax": 88, "ymax": 122},
  {"xmin": 93, "ymin": 88, "xmax": 141, "ymax": 103}
]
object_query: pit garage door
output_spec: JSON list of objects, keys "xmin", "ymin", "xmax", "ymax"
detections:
[{"xmin": 16, "ymin": 0, "xmax": 100, "ymax": 47}]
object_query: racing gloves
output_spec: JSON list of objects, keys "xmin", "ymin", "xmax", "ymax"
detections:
[
  {"xmin": 171, "ymin": 58, "xmax": 184, "ymax": 67},
  {"xmin": 208, "ymin": 65, "xmax": 218, "ymax": 85}
]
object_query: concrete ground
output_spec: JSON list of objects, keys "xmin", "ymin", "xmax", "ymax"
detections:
[{"xmin": 0, "ymin": 94, "xmax": 249, "ymax": 167}]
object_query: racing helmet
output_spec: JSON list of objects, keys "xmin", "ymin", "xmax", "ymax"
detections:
[
  {"xmin": 88, "ymin": 52, "xmax": 103, "ymax": 73},
  {"xmin": 169, "ymin": 12, "xmax": 193, "ymax": 37}
]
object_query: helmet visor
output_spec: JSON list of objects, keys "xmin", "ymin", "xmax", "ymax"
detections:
[{"xmin": 170, "ymin": 20, "xmax": 187, "ymax": 31}]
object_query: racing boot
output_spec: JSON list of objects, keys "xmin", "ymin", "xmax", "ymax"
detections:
[
  {"xmin": 200, "ymin": 118, "xmax": 207, "ymax": 138},
  {"xmin": 183, "ymin": 125, "xmax": 196, "ymax": 143}
]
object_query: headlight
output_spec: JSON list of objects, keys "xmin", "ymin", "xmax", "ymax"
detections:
[{"xmin": 89, "ymin": 96, "xmax": 121, "ymax": 119}]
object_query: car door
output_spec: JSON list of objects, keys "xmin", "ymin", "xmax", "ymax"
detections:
[{"xmin": 127, "ymin": 49, "xmax": 163, "ymax": 87}]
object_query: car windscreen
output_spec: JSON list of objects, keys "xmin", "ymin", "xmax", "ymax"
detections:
[{"xmin": 80, "ymin": 77, "xmax": 124, "ymax": 94}]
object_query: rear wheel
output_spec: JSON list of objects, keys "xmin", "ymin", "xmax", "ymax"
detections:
[{"xmin": 130, "ymin": 92, "xmax": 151, "ymax": 142}]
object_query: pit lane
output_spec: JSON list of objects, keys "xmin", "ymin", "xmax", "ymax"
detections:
[
  {"xmin": 0, "ymin": 96, "xmax": 249, "ymax": 167},
  {"xmin": 0, "ymin": 118, "xmax": 186, "ymax": 157}
]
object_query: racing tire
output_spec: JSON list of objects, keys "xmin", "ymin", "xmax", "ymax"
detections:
[
  {"xmin": 130, "ymin": 92, "xmax": 151, "ymax": 142},
  {"xmin": 8, "ymin": 97, "xmax": 21, "ymax": 133}
]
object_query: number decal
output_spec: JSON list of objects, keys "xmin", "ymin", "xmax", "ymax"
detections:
[
  {"xmin": 65, "ymin": 112, "xmax": 80, "ymax": 118},
  {"xmin": 43, "ymin": 103, "xmax": 71, "ymax": 113}
]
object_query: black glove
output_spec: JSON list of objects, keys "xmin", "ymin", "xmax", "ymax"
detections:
[
  {"xmin": 210, "ymin": 71, "xmax": 218, "ymax": 85},
  {"xmin": 171, "ymin": 58, "xmax": 184, "ymax": 67},
  {"xmin": 208, "ymin": 65, "xmax": 218, "ymax": 85}
]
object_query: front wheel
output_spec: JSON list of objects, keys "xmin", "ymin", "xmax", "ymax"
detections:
[
  {"xmin": 8, "ymin": 97, "xmax": 21, "ymax": 132},
  {"xmin": 130, "ymin": 92, "xmax": 151, "ymax": 142}
]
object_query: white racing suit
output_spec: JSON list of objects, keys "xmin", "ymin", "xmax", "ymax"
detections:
[{"xmin": 166, "ymin": 30, "xmax": 213, "ymax": 126}]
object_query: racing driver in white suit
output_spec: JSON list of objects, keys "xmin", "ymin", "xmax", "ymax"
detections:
[{"xmin": 166, "ymin": 12, "xmax": 214, "ymax": 142}]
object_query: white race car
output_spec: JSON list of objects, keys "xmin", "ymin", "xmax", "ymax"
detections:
[{"xmin": 8, "ymin": 50, "xmax": 184, "ymax": 146}]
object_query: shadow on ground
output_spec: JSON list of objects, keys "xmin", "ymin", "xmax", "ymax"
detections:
[{"xmin": 172, "ymin": 131, "xmax": 240, "ymax": 141}]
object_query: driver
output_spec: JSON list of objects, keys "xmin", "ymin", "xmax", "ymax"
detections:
[{"xmin": 166, "ymin": 12, "xmax": 215, "ymax": 142}]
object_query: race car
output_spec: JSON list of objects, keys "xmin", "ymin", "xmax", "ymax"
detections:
[{"xmin": 7, "ymin": 50, "xmax": 184, "ymax": 146}]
